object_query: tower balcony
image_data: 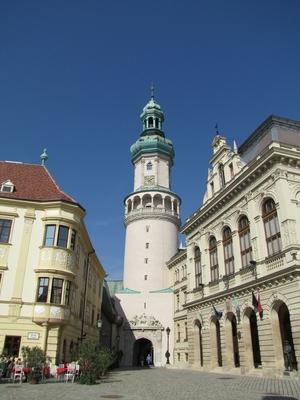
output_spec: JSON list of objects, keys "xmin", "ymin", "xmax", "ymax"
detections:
[{"xmin": 124, "ymin": 206, "xmax": 181, "ymax": 226}]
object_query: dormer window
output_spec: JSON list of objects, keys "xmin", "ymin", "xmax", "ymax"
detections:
[{"xmin": 1, "ymin": 180, "xmax": 14, "ymax": 193}]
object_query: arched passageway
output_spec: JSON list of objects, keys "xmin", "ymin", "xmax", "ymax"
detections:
[
  {"xmin": 194, "ymin": 320, "xmax": 203, "ymax": 367},
  {"xmin": 249, "ymin": 310, "xmax": 261, "ymax": 368},
  {"xmin": 133, "ymin": 338, "xmax": 154, "ymax": 367},
  {"xmin": 278, "ymin": 303, "xmax": 297, "ymax": 371},
  {"xmin": 225, "ymin": 313, "xmax": 239, "ymax": 367}
]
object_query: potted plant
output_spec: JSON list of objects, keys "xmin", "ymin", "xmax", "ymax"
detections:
[{"xmin": 21, "ymin": 346, "xmax": 46, "ymax": 384}]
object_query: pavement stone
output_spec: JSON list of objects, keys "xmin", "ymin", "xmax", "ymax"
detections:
[{"xmin": 0, "ymin": 367, "xmax": 300, "ymax": 400}]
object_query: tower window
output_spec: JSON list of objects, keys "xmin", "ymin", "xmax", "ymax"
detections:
[
  {"xmin": 144, "ymin": 275, "xmax": 147, "ymax": 280},
  {"xmin": 210, "ymin": 181, "xmax": 214, "ymax": 195},
  {"xmin": 145, "ymin": 242, "xmax": 149, "ymax": 249},
  {"xmin": 145, "ymin": 258, "xmax": 148, "ymax": 264},
  {"xmin": 155, "ymin": 118, "xmax": 159, "ymax": 128},
  {"xmin": 148, "ymin": 117, "xmax": 154, "ymax": 128},
  {"xmin": 144, "ymin": 302, "xmax": 146, "ymax": 309},
  {"xmin": 146, "ymin": 162, "xmax": 153, "ymax": 171},
  {"xmin": 146, "ymin": 225, "xmax": 150, "ymax": 232}
]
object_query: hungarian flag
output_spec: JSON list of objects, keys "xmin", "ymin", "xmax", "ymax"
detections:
[
  {"xmin": 257, "ymin": 292, "xmax": 263, "ymax": 320},
  {"xmin": 252, "ymin": 291, "xmax": 263, "ymax": 320}
]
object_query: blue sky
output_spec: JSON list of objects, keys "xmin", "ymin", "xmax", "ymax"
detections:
[{"xmin": 0, "ymin": 1, "xmax": 299, "ymax": 279}]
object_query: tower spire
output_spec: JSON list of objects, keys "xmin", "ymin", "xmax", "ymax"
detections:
[{"xmin": 150, "ymin": 82, "xmax": 155, "ymax": 99}]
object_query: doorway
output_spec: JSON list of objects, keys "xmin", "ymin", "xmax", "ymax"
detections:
[
  {"xmin": 3, "ymin": 336, "xmax": 21, "ymax": 356},
  {"xmin": 278, "ymin": 302, "xmax": 297, "ymax": 370},
  {"xmin": 249, "ymin": 310, "xmax": 261, "ymax": 368},
  {"xmin": 133, "ymin": 338, "xmax": 153, "ymax": 367}
]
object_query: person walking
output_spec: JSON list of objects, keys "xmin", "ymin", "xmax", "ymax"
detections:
[{"xmin": 146, "ymin": 353, "xmax": 152, "ymax": 367}]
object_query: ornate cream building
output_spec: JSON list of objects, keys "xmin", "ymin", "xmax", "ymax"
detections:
[
  {"xmin": 169, "ymin": 115, "xmax": 300, "ymax": 377},
  {"xmin": 0, "ymin": 158, "xmax": 106, "ymax": 362}
]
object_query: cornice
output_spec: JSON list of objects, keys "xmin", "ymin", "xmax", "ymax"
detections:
[
  {"xmin": 124, "ymin": 211, "xmax": 181, "ymax": 227},
  {"xmin": 184, "ymin": 264, "xmax": 300, "ymax": 310},
  {"xmin": 182, "ymin": 145, "xmax": 300, "ymax": 235},
  {"xmin": 124, "ymin": 187, "xmax": 181, "ymax": 204},
  {"xmin": 167, "ymin": 250, "xmax": 187, "ymax": 268}
]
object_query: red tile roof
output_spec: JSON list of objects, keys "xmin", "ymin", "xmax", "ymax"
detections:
[{"xmin": 0, "ymin": 161, "xmax": 79, "ymax": 206}]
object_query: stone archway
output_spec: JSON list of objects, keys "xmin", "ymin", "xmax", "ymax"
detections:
[
  {"xmin": 271, "ymin": 300, "xmax": 297, "ymax": 371},
  {"xmin": 133, "ymin": 338, "xmax": 153, "ymax": 367},
  {"xmin": 242, "ymin": 307, "xmax": 261, "ymax": 369},
  {"xmin": 225, "ymin": 312, "xmax": 239, "ymax": 368},
  {"xmin": 194, "ymin": 320, "xmax": 203, "ymax": 367},
  {"xmin": 210, "ymin": 317, "xmax": 222, "ymax": 368}
]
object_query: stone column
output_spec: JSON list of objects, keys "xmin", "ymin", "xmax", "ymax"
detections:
[{"xmin": 11, "ymin": 211, "xmax": 36, "ymax": 305}]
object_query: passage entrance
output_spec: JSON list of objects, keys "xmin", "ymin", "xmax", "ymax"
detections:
[{"xmin": 133, "ymin": 338, "xmax": 153, "ymax": 366}]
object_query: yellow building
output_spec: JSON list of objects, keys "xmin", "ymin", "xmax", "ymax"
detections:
[{"xmin": 0, "ymin": 159, "xmax": 106, "ymax": 363}]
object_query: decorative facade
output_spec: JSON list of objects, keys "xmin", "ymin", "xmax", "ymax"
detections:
[
  {"xmin": 170, "ymin": 115, "xmax": 300, "ymax": 377},
  {"xmin": 0, "ymin": 160, "xmax": 106, "ymax": 362}
]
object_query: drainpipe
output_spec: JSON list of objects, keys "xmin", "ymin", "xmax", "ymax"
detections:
[{"xmin": 80, "ymin": 249, "xmax": 95, "ymax": 343}]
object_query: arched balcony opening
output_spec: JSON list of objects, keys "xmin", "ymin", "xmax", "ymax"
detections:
[
  {"xmin": 142, "ymin": 194, "xmax": 152, "ymax": 208},
  {"xmin": 133, "ymin": 196, "xmax": 141, "ymax": 210},
  {"xmin": 165, "ymin": 196, "xmax": 172, "ymax": 211},
  {"xmin": 127, "ymin": 199, "xmax": 132, "ymax": 213},
  {"xmin": 153, "ymin": 194, "xmax": 163, "ymax": 208}
]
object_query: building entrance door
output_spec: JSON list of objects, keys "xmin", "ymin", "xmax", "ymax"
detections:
[{"xmin": 3, "ymin": 336, "xmax": 21, "ymax": 356}]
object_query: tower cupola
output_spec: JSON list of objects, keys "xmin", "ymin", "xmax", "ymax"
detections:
[{"xmin": 140, "ymin": 87, "xmax": 165, "ymax": 136}]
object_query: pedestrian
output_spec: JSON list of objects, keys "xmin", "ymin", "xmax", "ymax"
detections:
[
  {"xmin": 283, "ymin": 340, "xmax": 292, "ymax": 371},
  {"xmin": 146, "ymin": 353, "xmax": 151, "ymax": 367}
]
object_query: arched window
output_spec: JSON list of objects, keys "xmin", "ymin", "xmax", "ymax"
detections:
[
  {"xmin": 146, "ymin": 162, "xmax": 153, "ymax": 171},
  {"xmin": 209, "ymin": 236, "xmax": 219, "ymax": 282},
  {"xmin": 155, "ymin": 118, "xmax": 159, "ymax": 128},
  {"xmin": 239, "ymin": 216, "xmax": 252, "ymax": 268},
  {"xmin": 219, "ymin": 164, "xmax": 225, "ymax": 188},
  {"xmin": 148, "ymin": 117, "xmax": 153, "ymax": 128},
  {"xmin": 223, "ymin": 227, "xmax": 234, "ymax": 275},
  {"xmin": 262, "ymin": 198, "xmax": 281, "ymax": 256},
  {"xmin": 194, "ymin": 246, "xmax": 202, "ymax": 287}
]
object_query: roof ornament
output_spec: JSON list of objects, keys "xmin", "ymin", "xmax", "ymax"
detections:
[
  {"xmin": 215, "ymin": 123, "xmax": 219, "ymax": 135},
  {"xmin": 233, "ymin": 140, "xmax": 238, "ymax": 153},
  {"xmin": 40, "ymin": 148, "xmax": 48, "ymax": 166},
  {"xmin": 150, "ymin": 82, "xmax": 155, "ymax": 100}
]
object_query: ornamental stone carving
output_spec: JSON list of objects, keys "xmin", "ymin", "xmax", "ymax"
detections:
[{"xmin": 128, "ymin": 313, "xmax": 163, "ymax": 330}]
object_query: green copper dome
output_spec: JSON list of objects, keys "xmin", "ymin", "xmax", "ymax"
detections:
[
  {"xmin": 130, "ymin": 134, "xmax": 175, "ymax": 164},
  {"xmin": 131, "ymin": 93, "xmax": 174, "ymax": 163}
]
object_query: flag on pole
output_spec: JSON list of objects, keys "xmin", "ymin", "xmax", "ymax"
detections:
[
  {"xmin": 252, "ymin": 291, "xmax": 263, "ymax": 320},
  {"xmin": 252, "ymin": 291, "xmax": 258, "ymax": 312},
  {"xmin": 212, "ymin": 304, "xmax": 223, "ymax": 320},
  {"xmin": 232, "ymin": 296, "xmax": 241, "ymax": 324},
  {"xmin": 257, "ymin": 292, "xmax": 263, "ymax": 320}
]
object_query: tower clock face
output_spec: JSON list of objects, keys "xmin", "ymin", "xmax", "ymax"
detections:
[{"xmin": 144, "ymin": 175, "xmax": 155, "ymax": 185}]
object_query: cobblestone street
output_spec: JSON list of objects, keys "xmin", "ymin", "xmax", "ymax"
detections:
[{"xmin": 1, "ymin": 368, "xmax": 300, "ymax": 400}]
